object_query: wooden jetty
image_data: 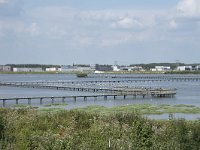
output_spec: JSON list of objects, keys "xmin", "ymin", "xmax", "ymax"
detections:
[
  {"xmin": 0, "ymin": 78, "xmax": 177, "ymax": 107},
  {"xmin": 0, "ymin": 81, "xmax": 176, "ymax": 96},
  {"xmin": 89, "ymin": 74, "xmax": 200, "ymax": 81},
  {"xmin": 0, "ymin": 94, "xmax": 115, "ymax": 107},
  {"xmin": 0, "ymin": 88, "xmax": 176, "ymax": 107},
  {"xmin": 0, "ymin": 79, "xmax": 169, "ymax": 86}
]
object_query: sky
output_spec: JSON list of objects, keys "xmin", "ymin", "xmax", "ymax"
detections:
[{"xmin": 0, "ymin": 0, "xmax": 200, "ymax": 65}]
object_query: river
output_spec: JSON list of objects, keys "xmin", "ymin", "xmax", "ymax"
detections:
[{"xmin": 0, "ymin": 74, "xmax": 200, "ymax": 119}]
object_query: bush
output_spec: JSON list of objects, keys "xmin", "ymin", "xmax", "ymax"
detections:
[{"xmin": 0, "ymin": 108, "xmax": 199, "ymax": 149}]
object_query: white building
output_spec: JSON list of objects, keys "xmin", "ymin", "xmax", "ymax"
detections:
[
  {"xmin": 112, "ymin": 65, "xmax": 120, "ymax": 71},
  {"xmin": 0, "ymin": 65, "xmax": 11, "ymax": 72},
  {"xmin": 46, "ymin": 68, "xmax": 61, "ymax": 72},
  {"xmin": 61, "ymin": 66, "xmax": 94, "ymax": 72},
  {"xmin": 177, "ymin": 66, "xmax": 192, "ymax": 71},
  {"xmin": 13, "ymin": 68, "xmax": 43, "ymax": 72},
  {"xmin": 152, "ymin": 66, "xmax": 171, "ymax": 71},
  {"xmin": 120, "ymin": 66, "xmax": 143, "ymax": 71},
  {"xmin": 131, "ymin": 66, "xmax": 143, "ymax": 71},
  {"xmin": 196, "ymin": 65, "xmax": 200, "ymax": 70}
]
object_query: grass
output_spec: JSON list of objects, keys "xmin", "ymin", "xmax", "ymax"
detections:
[
  {"xmin": 73, "ymin": 104, "xmax": 200, "ymax": 115},
  {"xmin": 13, "ymin": 104, "xmax": 39, "ymax": 109},
  {"xmin": 43, "ymin": 103, "xmax": 68, "ymax": 107},
  {"xmin": 0, "ymin": 107, "xmax": 200, "ymax": 149},
  {"xmin": 37, "ymin": 107, "xmax": 65, "ymax": 114},
  {"xmin": 11, "ymin": 103, "xmax": 200, "ymax": 115}
]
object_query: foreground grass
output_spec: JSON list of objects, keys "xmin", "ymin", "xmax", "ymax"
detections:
[
  {"xmin": 74, "ymin": 104, "xmax": 200, "ymax": 115},
  {"xmin": 0, "ymin": 108, "xmax": 199, "ymax": 150}
]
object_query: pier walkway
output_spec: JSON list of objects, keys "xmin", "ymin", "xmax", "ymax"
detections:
[
  {"xmin": 0, "ymin": 88, "xmax": 176, "ymax": 107},
  {"xmin": 0, "ymin": 81, "xmax": 176, "ymax": 96},
  {"xmin": 0, "ymin": 79, "xmax": 177, "ymax": 107},
  {"xmin": 89, "ymin": 74, "xmax": 200, "ymax": 81}
]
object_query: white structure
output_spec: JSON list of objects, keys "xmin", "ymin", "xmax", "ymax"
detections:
[
  {"xmin": 46, "ymin": 68, "xmax": 61, "ymax": 72},
  {"xmin": 13, "ymin": 68, "xmax": 43, "ymax": 72},
  {"xmin": 112, "ymin": 65, "xmax": 120, "ymax": 71},
  {"xmin": 0, "ymin": 65, "xmax": 11, "ymax": 72},
  {"xmin": 120, "ymin": 66, "xmax": 143, "ymax": 71},
  {"xmin": 131, "ymin": 66, "xmax": 143, "ymax": 71},
  {"xmin": 196, "ymin": 65, "xmax": 200, "ymax": 70},
  {"xmin": 61, "ymin": 66, "xmax": 94, "ymax": 72},
  {"xmin": 177, "ymin": 66, "xmax": 192, "ymax": 71},
  {"xmin": 152, "ymin": 66, "xmax": 171, "ymax": 71},
  {"xmin": 94, "ymin": 70, "xmax": 104, "ymax": 74}
]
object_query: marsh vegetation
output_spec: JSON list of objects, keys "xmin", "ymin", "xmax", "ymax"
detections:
[{"xmin": 0, "ymin": 107, "xmax": 199, "ymax": 150}]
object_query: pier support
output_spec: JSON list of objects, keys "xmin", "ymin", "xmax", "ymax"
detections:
[
  {"xmin": 16, "ymin": 99, "xmax": 19, "ymax": 105},
  {"xmin": 94, "ymin": 96, "xmax": 97, "ymax": 101},
  {"xmin": 124, "ymin": 95, "xmax": 126, "ymax": 99},
  {"xmin": 73, "ymin": 96, "xmax": 77, "ymax": 101},
  {"xmin": 51, "ymin": 97, "xmax": 54, "ymax": 103},
  {"xmin": 62, "ymin": 97, "xmax": 65, "ymax": 103},
  {"xmin": 114, "ymin": 96, "xmax": 116, "ymax": 100},
  {"xmin": 3, "ymin": 99, "xmax": 5, "ymax": 107},
  {"xmin": 84, "ymin": 96, "xmax": 87, "ymax": 101},
  {"xmin": 28, "ymin": 98, "xmax": 31, "ymax": 105},
  {"xmin": 104, "ymin": 96, "xmax": 107, "ymax": 100},
  {"xmin": 40, "ymin": 98, "xmax": 43, "ymax": 104}
]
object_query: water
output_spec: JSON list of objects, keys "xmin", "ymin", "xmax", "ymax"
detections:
[{"xmin": 0, "ymin": 74, "xmax": 200, "ymax": 119}]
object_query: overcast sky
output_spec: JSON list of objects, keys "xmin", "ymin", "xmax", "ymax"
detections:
[{"xmin": 0, "ymin": 0, "xmax": 200, "ymax": 65}]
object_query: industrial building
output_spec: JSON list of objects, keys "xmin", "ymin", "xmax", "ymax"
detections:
[{"xmin": 0, "ymin": 65, "xmax": 11, "ymax": 72}]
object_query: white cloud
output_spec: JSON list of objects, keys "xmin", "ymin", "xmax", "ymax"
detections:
[
  {"xmin": 177, "ymin": 0, "xmax": 200, "ymax": 16},
  {"xmin": 0, "ymin": 19, "xmax": 25, "ymax": 34},
  {"xmin": 26, "ymin": 22, "xmax": 40, "ymax": 36},
  {"xmin": 169, "ymin": 20, "xmax": 178, "ymax": 28},
  {"xmin": 0, "ymin": 0, "xmax": 8, "ymax": 4},
  {"xmin": 1, "ymin": 1, "xmax": 199, "ymax": 50},
  {"xmin": 111, "ymin": 17, "xmax": 143, "ymax": 29}
]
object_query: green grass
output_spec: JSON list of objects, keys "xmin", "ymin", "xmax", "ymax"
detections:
[
  {"xmin": 12, "ymin": 103, "xmax": 200, "ymax": 115},
  {"xmin": 13, "ymin": 104, "xmax": 38, "ymax": 109},
  {"xmin": 74, "ymin": 104, "xmax": 200, "ymax": 115},
  {"xmin": 174, "ymin": 104, "xmax": 196, "ymax": 108},
  {"xmin": 38, "ymin": 107, "xmax": 65, "ymax": 114},
  {"xmin": 43, "ymin": 103, "xmax": 68, "ymax": 107},
  {"xmin": 1, "ymin": 107, "xmax": 200, "ymax": 149}
]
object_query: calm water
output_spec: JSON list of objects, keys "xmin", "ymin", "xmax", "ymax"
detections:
[{"xmin": 0, "ymin": 74, "xmax": 200, "ymax": 119}]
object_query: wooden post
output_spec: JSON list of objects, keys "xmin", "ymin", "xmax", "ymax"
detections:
[
  {"xmin": 94, "ymin": 96, "xmax": 97, "ymax": 101},
  {"xmin": 51, "ymin": 97, "xmax": 54, "ymax": 103},
  {"xmin": 3, "ymin": 99, "xmax": 5, "ymax": 107},
  {"xmin": 124, "ymin": 95, "xmax": 126, "ymax": 99},
  {"xmin": 62, "ymin": 97, "xmax": 65, "ymax": 103},
  {"xmin": 40, "ymin": 98, "xmax": 43, "ymax": 104},
  {"xmin": 73, "ymin": 96, "xmax": 77, "ymax": 101},
  {"xmin": 28, "ymin": 98, "xmax": 31, "ymax": 105},
  {"xmin": 16, "ymin": 99, "xmax": 19, "ymax": 105},
  {"xmin": 84, "ymin": 96, "xmax": 87, "ymax": 101},
  {"xmin": 114, "ymin": 96, "xmax": 116, "ymax": 100},
  {"xmin": 104, "ymin": 96, "xmax": 107, "ymax": 100}
]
